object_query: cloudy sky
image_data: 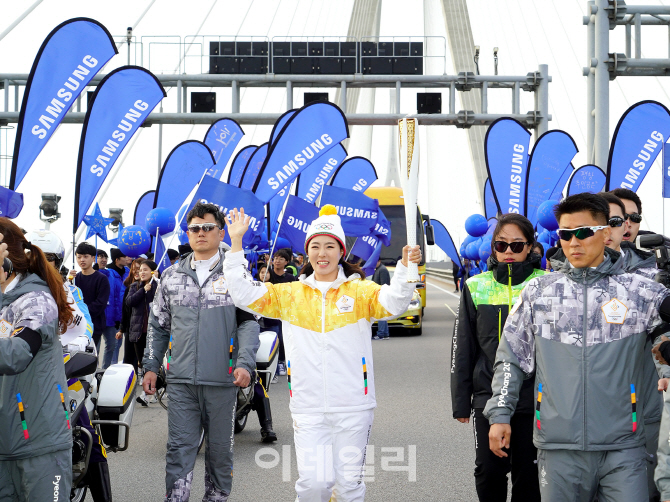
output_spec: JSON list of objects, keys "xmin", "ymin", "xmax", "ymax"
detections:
[{"xmin": 2, "ymin": 0, "xmax": 670, "ymax": 262}]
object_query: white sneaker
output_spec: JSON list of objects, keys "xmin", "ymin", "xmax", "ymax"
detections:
[
  {"xmin": 277, "ymin": 362, "xmax": 287, "ymax": 376},
  {"xmin": 272, "ymin": 374, "xmax": 279, "ymax": 384}
]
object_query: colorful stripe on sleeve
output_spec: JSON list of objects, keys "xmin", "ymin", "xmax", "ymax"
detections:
[
  {"xmin": 287, "ymin": 360, "xmax": 292, "ymax": 397},
  {"xmin": 16, "ymin": 393, "xmax": 28, "ymax": 439},
  {"xmin": 536, "ymin": 383, "xmax": 542, "ymax": 430},
  {"xmin": 631, "ymin": 384, "xmax": 637, "ymax": 432},
  {"xmin": 228, "ymin": 337, "xmax": 234, "ymax": 375},
  {"xmin": 57, "ymin": 384, "xmax": 71, "ymax": 430},
  {"xmin": 363, "ymin": 357, "xmax": 368, "ymax": 395}
]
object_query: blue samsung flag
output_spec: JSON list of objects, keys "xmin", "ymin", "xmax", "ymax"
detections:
[
  {"xmin": 373, "ymin": 208, "xmax": 391, "ymax": 247},
  {"xmin": 253, "ymin": 102, "xmax": 349, "ymax": 203},
  {"xmin": 320, "ymin": 185, "xmax": 379, "ymax": 237},
  {"xmin": 278, "ymin": 196, "xmax": 319, "ymax": 252},
  {"xmin": 525, "ymin": 130, "xmax": 578, "ymax": 226},
  {"xmin": 0, "ymin": 186, "xmax": 24, "ymax": 219},
  {"xmin": 329, "ymin": 156, "xmax": 378, "ymax": 192},
  {"xmin": 270, "ymin": 109, "xmax": 296, "ymax": 145},
  {"xmin": 203, "ymin": 119, "xmax": 244, "ymax": 178},
  {"xmin": 664, "ymin": 143, "xmax": 670, "ymax": 198},
  {"xmin": 549, "ymin": 164, "xmax": 573, "ymax": 201},
  {"xmin": 362, "ymin": 241, "xmax": 383, "ymax": 278},
  {"xmin": 483, "ymin": 178, "xmax": 498, "ymax": 219},
  {"xmin": 227, "ymin": 145, "xmax": 257, "ymax": 187},
  {"xmin": 10, "ymin": 18, "xmax": 117, "ymax": 190},
  {"xmin": 295, "ymin": 144, "xmax": 347, "ymax": 203},
  {"xmin": 485, "ymin": 118, "xmax": 531, "ymax": 215},
  {"xmin": 241, "ymin": 143, "xmax": 269, "ymax": 191},
  {"xmin": 184, "ymin": 176, "xmax": 265, "ymax": 248},
  {"xmin": 73, "ymin": 66, "xmax": 165, "ymax": 232},
  {"xmin": 431, "ymin": 219, "xmax": 460, "ymax": 266},
  {"xmin": 607, "ymin": 100, "xmax": 670, "ymax": 192},
  {"xmin": 133, "ymin": 190, "xmax": 155, "ymax": 225},
  {"xmin": 350, "ymin": 234, "xmax": 382, "ymax": 263},
  {"xmin": 567, "ymin": 164, "xmax": 606, "ymax": 196},
  {"xmin": 155, "ymin": 140, "xmax": 215, "ymax": 215},
  {"xmin": 153, "ymin": 235, "xmax": 171, "ymax": 273}
]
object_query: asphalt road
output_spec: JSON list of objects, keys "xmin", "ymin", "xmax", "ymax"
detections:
[{"xmin": 101, "ymin": 277, "xmax": 481, "ymax": 501}]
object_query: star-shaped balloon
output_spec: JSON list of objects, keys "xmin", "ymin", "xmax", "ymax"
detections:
[{"xmin": 83, "ymin": 203, "xmax": 114, "ymax": 242}]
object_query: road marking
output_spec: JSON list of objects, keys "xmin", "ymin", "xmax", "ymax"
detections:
[
  {"xmin": 444, "ymin": 303, "xmax": 457, "ymax": 316},
  {"xmin": 426, "ymin": 280, "xmax": 461, "ymax": 299}
]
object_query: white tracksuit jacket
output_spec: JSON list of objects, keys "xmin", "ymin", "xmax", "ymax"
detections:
[{"xmin": 223, "ymin": 250, "xmax": 416, "ymax": 414}]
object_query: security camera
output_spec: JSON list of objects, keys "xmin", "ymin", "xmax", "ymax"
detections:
[
  {"xmin": 493, "ymin": 47, "xmax": 499, "ymax": 56},
  {"xmin": 474, "ymin": 45, "xmax": 480, "ymax": 57},
  {"xmin": 108, "ymin": 208, "xmax": 123, "ymax": 231},
  {"xmin": 39, "ymin": 193, "xmax": 61, "ymax": 223}
]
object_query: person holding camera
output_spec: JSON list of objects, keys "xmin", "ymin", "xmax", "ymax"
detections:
[
  {"xmin": 0, "ymin": 219, "xmax": 75, "ymax": 501},
  {"xmin": 141, "ymin": 202, "xmax": 259, "ymax": 502}
]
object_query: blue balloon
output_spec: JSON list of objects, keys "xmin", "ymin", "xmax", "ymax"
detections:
[
  {"xmin": 146, "ymin": 207, "xmax": 176, "ymax": 236},
  {"xmin": 466, "ymin": 242, "xmax": 480, "ymax": 260},
  {"xmin": 465, "ymin": 214, "xmax": 488, "ymax": 237},
  {"xmin": 479, "ymin": 241, "xmax": 492, "ymax": 262},
  {"xmin": 118, "ymin": 225, "xmax": 151, "ymax": 258},
  {"xmin": 177, "ymin": 225, "xmax": 189, "ymax": 245},
  {"xmin": 486, "ymin": 218, "xmax": 497, "ymax": 235},
  {"xmin": 537, "ymin": 200, "xmax": 560, "ymax": 231}
]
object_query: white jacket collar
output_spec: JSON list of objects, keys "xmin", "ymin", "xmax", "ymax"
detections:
[{"xmin": 299, "ymin": 265, "xmax": 359, "ymax": 291}]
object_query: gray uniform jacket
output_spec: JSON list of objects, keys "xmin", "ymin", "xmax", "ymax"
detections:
[
  {"xmin": 484, "ymin": 249, "xmax": 670, "ymax": 451},
  {"xmin": 144, "ymin": 251, "xmax": 260, "ymax": 385},
  {"xmin": 622, "ymin": 244, "xmax": 670, "ymax": 425},
  {"xmin": 0, "ymin": 273, "xmax": 71, "ymax": 459}
]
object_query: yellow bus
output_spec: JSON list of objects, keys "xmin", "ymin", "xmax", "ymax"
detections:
[{"xmin": 363, "ymin": 186, "xmax": 431, "ymax": 311}]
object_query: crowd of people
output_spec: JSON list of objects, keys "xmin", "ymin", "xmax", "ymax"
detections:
[{"xmin": 452, "ymin": 188, "xmax": 670, "ymax": 502}]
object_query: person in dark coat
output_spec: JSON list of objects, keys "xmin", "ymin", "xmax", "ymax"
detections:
[
  {"xmin": 125, "ymin": 260, "xmax": 158, "ymax": 406},
  {"xmin": 116, "ymin": 258, "xmax": 143, "ymax": 371}
]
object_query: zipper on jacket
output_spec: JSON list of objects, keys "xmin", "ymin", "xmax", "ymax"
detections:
[
  {"xmin": 507, "ymin": 264, "xmax": 513, "ymax": 309},
  {"xmin": 322, "ymin": 290, "xmax": 328, "ymax": 412},
  {"xmin": 498, "ymin": 308, "xmax": 502, "ymax": 342},
  {"xmin": 582, "ymin": 270, "xmax": 587, "ymax": 450},
  {"xmin": 194, "ymin": 284, "xmax": 201, "ymax": 383}
]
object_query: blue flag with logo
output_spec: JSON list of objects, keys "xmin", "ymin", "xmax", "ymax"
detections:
[
  {"xmin": 362, "ymin": 241, "xmax": 383, "ymax": 278},
  {"xmin": 550, "ymin": 164, "xmax": 573, "ymax": 201},
  {"xmin": 0, "ymin": 186, "xmax": 24, "ymax": 219},
  {"xmin": 203, "ymin": 119, "xmax": 244, "ymax": 179},
  {"xmin": 133, "ymin": 190, "xmax": 155, "ymax": 225},
  {"xmin": 269, "ymin": 183, "xmax": 291, "ymax": 234},
  {"xmin": 320, "ymin": 185, "xmax": 379, "ymax": 237},
  {"xmin": 373, "ymin": 208, "xmax": 391, "ymax": 247},
  {"xmin": 295, "ymin": 144, "xmax": 347, "ymax": 203},
  {"xmin": 227, "ymin": 145, "xmax": 256, "ymax": 187},
  {"xmin": 10, "ymin": 18, "xmax": 117, "ymax": 190},
  {"xmin": 153, "ymin": 235, "xmax": 172, "ymax": 273},
  {"xmin": 607, "ymin": 100, "xmax": 670, "ymax": 192},
  {"xmin": 431, "ymin": 219, "xmax": 460, "ymax": 266},
  {"xmin": 278, "ymin": 196, "xmax": 319, "ymax": 252},
  {"xmin": 253, "ymin": 102, "xmax": 349, "ymax": 203},
  {"xmin": 525, "ymin": 130, "xmax": 578, "ymax": 226},
  {"xmin": 351, "ymin": 234, "xmax": 383, "ymax": 263},
  {"xmin": 155, "ymin": 140, "xmax": 215, "ymax": 216},
  {"xmin": 484, "ymin": 178, "xmax": 498, "ymax": 219},
  {"xmin": 330, "ymin": 156, "xmax": 378, "ymax": 193},
  {"xmin": 73, "ymin": 66, "xmax": 165, "ymax": 232},
  {"xmin": 567, "ymin": 164, "xmax": 606, "ymax": 196},
  {"xmin": 183, "ymin": 176, "xmax": 265, "ymax": 248},
  {"xmin": 485, "ymin": 118, "xmax": 531, "ymax": 215},
  {"xmin": 241, "ymin": 143, "xmax": 269, "ymax": 191},
  {"xmin": 270, "ymin": 109, "xmax": 296, "ymax": 145}
]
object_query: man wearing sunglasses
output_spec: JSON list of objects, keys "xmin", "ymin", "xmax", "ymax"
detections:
[
  {"xmin": 485, "ymin": 193, "xmax": 670, "ymax": 501},
  {"xmin": 141, "ymin": 202, "xmax": 260, "ymax": 502},
  {"xmin": 611, "ymin": 188, "xmax": 644, "ymax": 243}
]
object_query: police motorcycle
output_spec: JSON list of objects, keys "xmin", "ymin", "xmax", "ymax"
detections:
[{"xmin": 24, "ymin": 230, "xmax": 136, "ymax": 502}]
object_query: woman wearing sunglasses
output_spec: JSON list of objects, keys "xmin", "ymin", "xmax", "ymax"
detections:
[{"xmin": 451, "ymin": 213, "xmax": 545, "ymax": 502}]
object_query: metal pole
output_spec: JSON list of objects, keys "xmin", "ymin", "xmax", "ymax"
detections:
[
  {"xmin": 286, "ymin": 81, "xmax": 293, "ymax": 110},
  {"xmin": 340, "ymin": 81, "xmax": 347, "ymax": 112},
  {"xmin": 536, "ymin": 64, "xmax": 549, "ymax": 138},
  {"xmin": 635, "ymin": 13, "xmax": 642, "ymax": 58},
  {"xmin": 512, "ymin": 81, "xmax": 520, "ymax": 114},
  {"xmin": 76, "ymin": 93, "xmax": 81, "ymax": 113},
  {"xmin": 177, "ymin": 80, "xmax": 182, "ymax": 113},
  {"xmin": 0, "ymin": 0, "xmax": 44, "ymax": 42},
  {"xmin": 182, "ymin": 84, "xmax": 187, "ymax": 113},
  {"xmin": 480, "ymin": 81, "xmax": 488, "ymax": 114},
  {"xmin": 3, "ymin": 80, "xmax": 8, "ymax": 112},
  {"xmin": 157, "ymin": 105, "xmax": 163, "ymax": 178},
  {"xmin": 626, "ymin": 24, "xmax": 632, "ymax": 57},
  {"xmin": 232, "ymin": 80, "xmax": 240, "ymax": 113},
  {"xmin": 14, "ymin": 85, "xmax": 18, "ymax": 111},
  {"xmin": 594, "ymin": 0, "xmax": 610, "ymax": 169},
  {"xmin": 395, "ymin": 81, "xmax": 401, "ymax": 114},
  {"xmin": 586, "ymin": 1, "xmax": 596, "ymax": 164},
  {"xmin": 449, "ymin": 82, "xmax": 455, "ymax": 114}
]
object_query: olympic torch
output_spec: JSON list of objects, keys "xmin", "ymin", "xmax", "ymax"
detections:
[{"xmin": 397, "ymin": 118, "xmax": 421, "ymax": 282}]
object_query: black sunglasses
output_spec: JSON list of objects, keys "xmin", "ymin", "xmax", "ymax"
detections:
[
  {"xmin": 187, "ymin": 223, "xmax": 221, "ymax": 233},
  {"xmin": 493, "ymin": 241, "xmax": 530, "ymax": 253},
  {"xmin": 556, "ymin": 225, "xmax": 608, "ymax": 241},
  {"xmin": 624, "ymin": 212, "xmax": 642, "ymax": 224},
  {"xmin": 608, "ymin": 216, "xmax": 624, "ymax": 228}
]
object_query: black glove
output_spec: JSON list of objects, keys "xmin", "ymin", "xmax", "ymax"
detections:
[{"xmin": 115, "ymin": 321, "xmax": 120, "ymax": 329}]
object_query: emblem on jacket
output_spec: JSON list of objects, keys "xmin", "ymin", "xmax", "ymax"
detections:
[
  {"xmin": 0, "ymin": 319, "xmax": 12, "ymax": 338},
  {"xmin": 336, "ymin": 295, "xmax": 355, "ymax": 314},
  {"xmin": 601, "ymin": 298, "xmax": 627, "ymax": 324},
  {"xmin": 212, "ymin": 277, "xmax": 228, "ymax": 295}
]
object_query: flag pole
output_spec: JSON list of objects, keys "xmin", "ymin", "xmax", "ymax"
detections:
[{"xmin": 268, "ymin": 180, "xmax": 297, "ymax": 261}]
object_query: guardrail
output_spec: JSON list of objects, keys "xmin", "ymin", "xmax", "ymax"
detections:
[{"xmin": 426, "ymin": 266, "xmax": 454, "ymax": 282}]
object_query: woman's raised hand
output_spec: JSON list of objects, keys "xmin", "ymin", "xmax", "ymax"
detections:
[
  {"xmin": 226, "ymin": 208, "xmax": 251, "ymax": 252},
  {"xmin": 401, "ymin": 245, "xmax": 422, "ymax": 267}
]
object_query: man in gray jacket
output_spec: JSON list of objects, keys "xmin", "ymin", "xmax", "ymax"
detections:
[
  {"xmin": 143, "ymin": 202, "xmax": 260, "ymax": 502},
  {"xmin": 486, "ymin": 193, "xmax": 670, "ymax": 501}
]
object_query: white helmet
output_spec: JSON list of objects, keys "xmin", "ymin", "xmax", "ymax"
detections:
[{"xmin": 25, "ymin": 229, "xmax": 65, "ymax": 268}]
